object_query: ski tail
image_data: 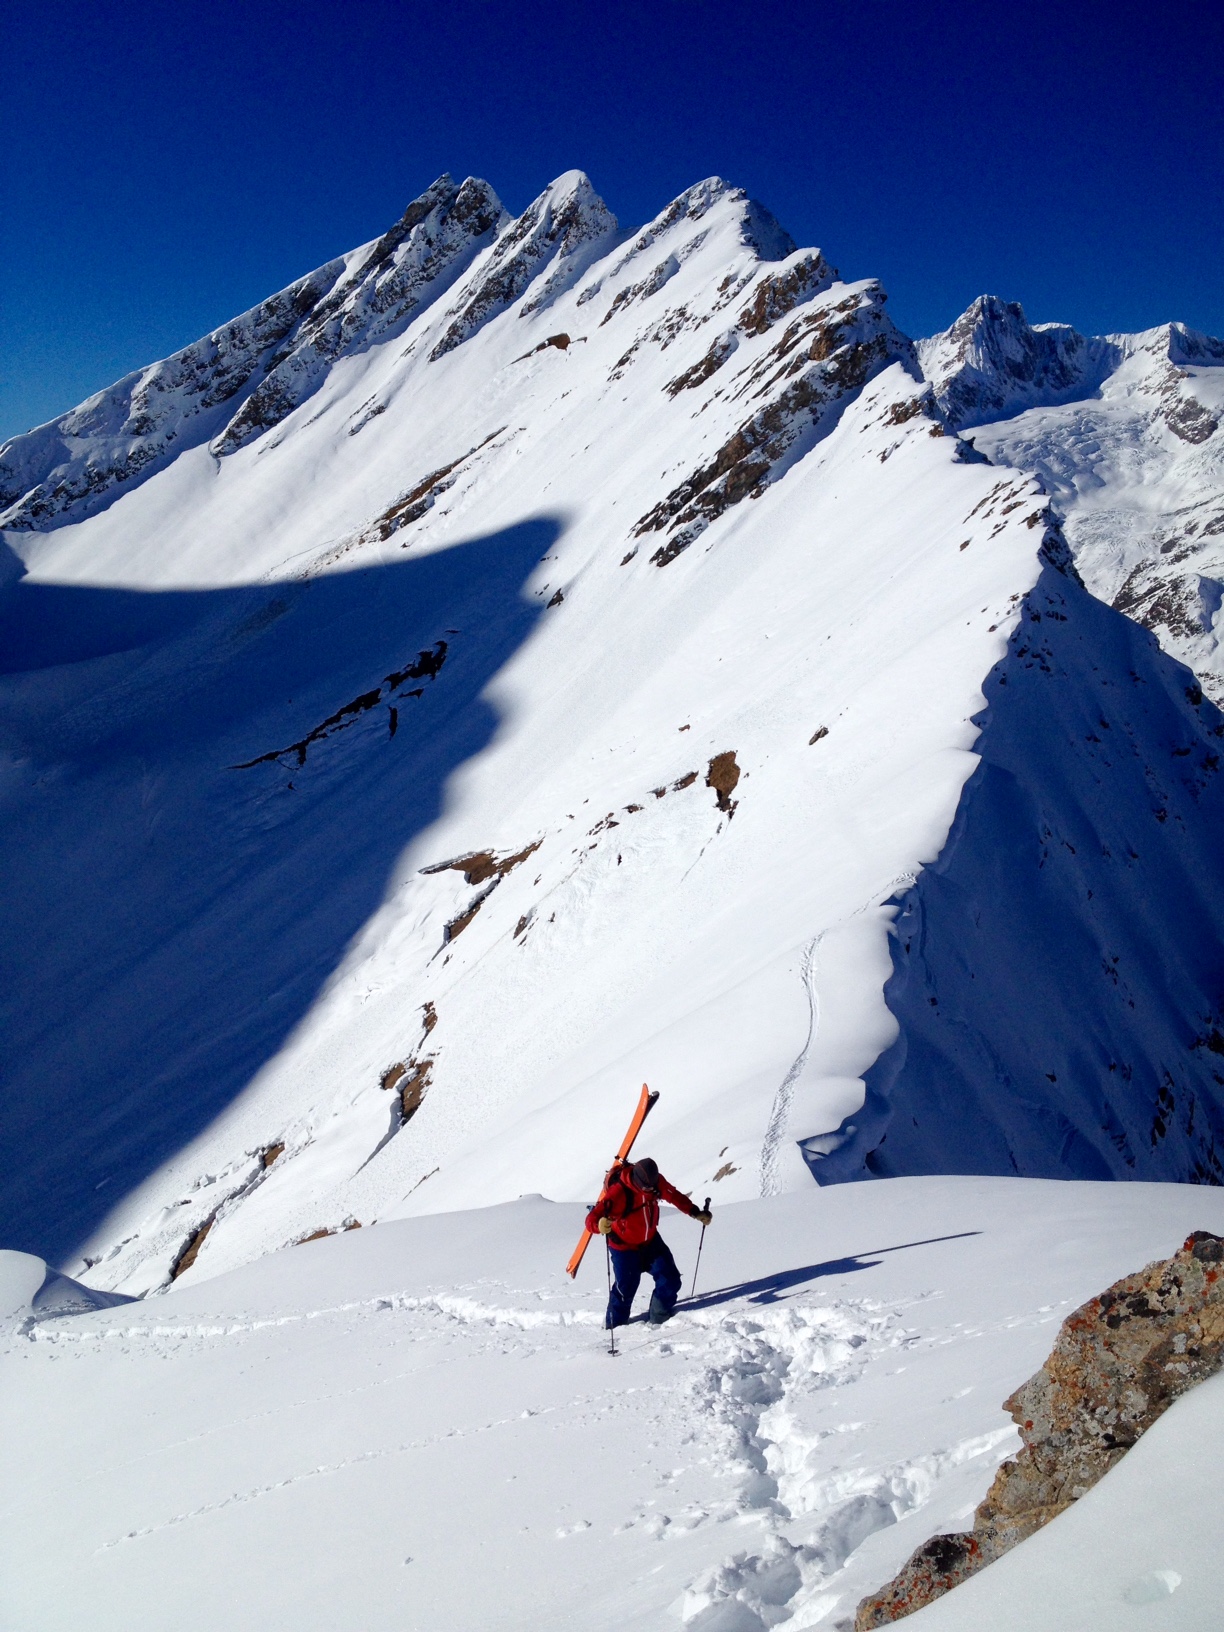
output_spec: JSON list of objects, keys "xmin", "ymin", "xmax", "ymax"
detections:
[{"xmin": 566, "ymin": 1084, "xmax": 659, "ymax": 1278}]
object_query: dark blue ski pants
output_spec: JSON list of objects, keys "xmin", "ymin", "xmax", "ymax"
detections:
[{"xmin": 606, "ymin": 1235, "xmax": 682, "ymax": 1327}]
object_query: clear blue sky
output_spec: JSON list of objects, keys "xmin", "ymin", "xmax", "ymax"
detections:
[{"xmin": 4, "ymin": 0, "xmax": 1221, "ymax": 441}]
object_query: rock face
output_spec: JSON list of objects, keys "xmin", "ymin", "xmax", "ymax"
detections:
[
  {"xmin": 916, "ymin": 295, "xmax": 1117, "ymax": 432},
  {"xmin": 634, "ymin": 280, "xmax": 915, "ymax": 562},
  {"xmin": 0, "ymin": 174, "xmax": 507, "ymax": 528},
  {"xmin": 855, "ymin": 1229, "xmax": 1224, "ymax": 1627}
]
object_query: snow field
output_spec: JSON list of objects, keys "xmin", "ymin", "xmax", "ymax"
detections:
[
  {"xmin": 3, "ymin": 173, "xmax": 1054, "ymax": 1287},
  {"xmin": 5, "ymin": 1177, "xmax": 1224, "ymax": 1630}
]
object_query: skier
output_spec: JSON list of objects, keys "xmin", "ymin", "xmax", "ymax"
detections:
[{"xmin": 587, "ymin": 1156, "xmax": 712, "ymax": 1327}]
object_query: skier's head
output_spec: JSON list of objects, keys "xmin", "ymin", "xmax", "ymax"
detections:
[{"xmin": 630, "ymin": 1157, "xmax": 659, "ymax": 1191}]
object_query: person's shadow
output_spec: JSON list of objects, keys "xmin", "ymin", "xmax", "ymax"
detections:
[
  {"xmin": 0, "ymin": 519, "xmax": 559, "ymax": 1264},
  {"xmin": 683, "ymin": 1230, "xmax": 982, "ymax": 1312}
]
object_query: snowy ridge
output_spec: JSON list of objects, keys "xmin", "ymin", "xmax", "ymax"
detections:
[
  {"xmin": 809, "ymin": 548, "xmax": 1224, "ymax": 1186},
  {"xmin": 0, "ymin": 174, "xmax": 509, "ymax": 529},
  {"xmin": 1, "ymin": 169, "xmax": 1223, "ymax": 1307},
  {"xmin": 2, "ymin": 171, "xmax": 1027, "ymax": 1294}
]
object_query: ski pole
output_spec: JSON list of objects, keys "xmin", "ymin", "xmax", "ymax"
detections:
[
  {"xmin": 606, "ymin": 1238, "xmax": 617, "ymax": 1357},
  {"xmin": 688, "ymin": 1197, "xmax": 712, "ymax": 1301}
]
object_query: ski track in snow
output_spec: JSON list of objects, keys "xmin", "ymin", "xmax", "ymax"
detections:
[{"xmin": 759, "ymin": 938, "xmax": 822, "ymax": 1197}]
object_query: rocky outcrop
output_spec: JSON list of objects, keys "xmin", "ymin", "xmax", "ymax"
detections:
[
  {"xmin": 0, "ymin": 260, "xmax": 344, "ymax": 529},
  {"xmin": 665, "ymin": 248, "xmax": 838, "ymax": 397},
  {"xmin": 429, "ymin": 171, "xmax": 616, "ymax": 358},
  {"xmin": 636, "ymin": 283, "xmax": 915, "ymax": 563},
  {"xmin": 855, "ymin": 1229, "xmax": 1224, "ymax": 1627},
  {"xmin": 213, "ymin": 174, "xmax": 505, "ymax": 452}
]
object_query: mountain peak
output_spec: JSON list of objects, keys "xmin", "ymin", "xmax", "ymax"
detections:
[
  {"xmin": 426, "ymin": 172, "xmax": 617, "ymax": 356},
  {"xmin": 919, "ymin": 294, "xmax": 1114, "ymax": 430}
]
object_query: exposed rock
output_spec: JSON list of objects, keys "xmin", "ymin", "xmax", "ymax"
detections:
[
  {"xmin": 395, "ymin": 1059, "xmax": 433, "ymax": 1123},
  {"xmin": 706, "ymin": 750, "xmax": 741, "ymax": 813},
  {"xmin": 638, "ymin": 284, "xmax": 913, "ymax": 561},
  {"xmin": 296, "ymin": 1220, "xmax": 361, "ymax": 1245},
  {"xmin": 232, "ymin": 641, "xmax": 448, "ymax": 769},
  {"xmin": 1165, "ymin": 396, "xmax": 1219, "ymax": 444},
  {"xmin": 665, "ymin": 331, "xmax": 740, "ymax": 397},
  {"xmin": 514, "ymin": 333, "xmax": 572, "ymax": 360},
  {"xmin": 917, "ymin": 295, "xmax": 1117, "ymax": 432},
  {"xmin": 736, "ymin": 250, "xmax": 838, "ymax": 338},
  {"xmin": 420, "ymin": 840, "xmax": 541, "ymax": 887},
  {"xmin": 430, "ymin": 172, "xmax": 616, "ymax": 359},
  {"xmin": 665, "ymin": 249, "xmax": 838, "ymax": 397},
  {"xmin": 420, "ymin": 840, "xmax": 542, "ymax": 946},
  {"xmin": 380, "ymin": 1062, "xmax": 409, "ymax": 1094},
  {"xmin": 0, "ymin": 176, "xmax": 506, "ymax": 526},
  {"xmin": 365, "ymin": 429, "xmax": 504, "ymax": 543},
  {"xmin": 855, "ymin": 1229, "xmax": 1224, "ymax": 1627},
  {"xmin": 0, "ymin": 265, "xmax": 340, "ymax": 528},
  {"xmin": 170, "ymin": 1215, "xmax": 215, "ymax": 1280},
  {"xmin": 214, "ymin": 175, "xmax": 505, "ymax": 452},
  {"xmin": 599, "ymin": 255, "xmax": 681, "ymax": 325},
  {"xmin": 604, "ymin": 178, "xmax": 791, "ymax": 288}
]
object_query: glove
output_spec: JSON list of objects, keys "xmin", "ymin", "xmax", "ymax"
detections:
[
  {"xmin": 597, "ymin": 1216, "xmax": 614, "ymax": 1235},
  {"xmin": 695, "ymin": 1209, "xmax": 712, "ymax": 1226}
]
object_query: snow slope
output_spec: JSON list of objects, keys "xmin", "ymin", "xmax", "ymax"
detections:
[
  {"xmin": 811, "ymin": 554, "xmax": 1224, "ymax": 1186},
  {"xmin": 2, "ymin": 171, "xmax": 1222, "ymax": 1297},
  {"xmin": 0, "ymin": 172, "xmax": 1052, "ymax": 1286},
  {"xmin": 3, "ymin": 1179, "xmax": 1222, "ymax": 1632}
]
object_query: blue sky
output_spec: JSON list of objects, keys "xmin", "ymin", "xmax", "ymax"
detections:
[{"xmin": 4, "ymin": 0, "xmax": 1221, "ymax": 441}]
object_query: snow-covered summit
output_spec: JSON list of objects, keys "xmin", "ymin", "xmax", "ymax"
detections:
[
  {"xmin": 0, "ymin": 173, "xmax": 508, "ymax": 530},
  {"xmin": 929, "ymin": 297, "xmax": 1224, "ymax": 698},
  {"xmin": 917, "ymin": 295, "xmax": 1118, "ymax": 431}
]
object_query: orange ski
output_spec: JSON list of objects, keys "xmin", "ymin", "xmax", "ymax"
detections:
[{"xmin": 565, "ymin": 1083, "xmax": 660, "ymax": 1277}]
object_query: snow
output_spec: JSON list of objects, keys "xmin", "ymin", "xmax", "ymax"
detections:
[
  {"xmin": 810, "ymin": 555, "xmax": 1224, "ymax": 1186},
  {"xmin": 946, "ymin": 316, "xmax": 1224, "ymax": 701},
  {"xmin": 3, "ymin": 1178, "xmax": 1223, "ymax": 1630},
  {"xmin": 907, "ymin": 1371, "xmax": 1224, "ymax": 1632},
  {"xmin": 0, "ymin": 175, "xmax": 1052, "ymax": 1289},
  {"xmin": 4, "ymin": 167, "xmax": 1224, "ymax": 1626}
]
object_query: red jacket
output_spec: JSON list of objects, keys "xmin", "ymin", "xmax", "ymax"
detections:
[{"xmin": 586, "ymin": 1164, "xmax": 699, "ymax": 1250}]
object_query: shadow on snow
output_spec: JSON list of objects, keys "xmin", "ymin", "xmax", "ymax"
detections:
[
  {"xmin": 681, "ymin": 1230, "xmax": 983, "ymax": 1313},
  {"xmin": 0, "ymin": 520, "xmax": 560, "ymax": 1263}
]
